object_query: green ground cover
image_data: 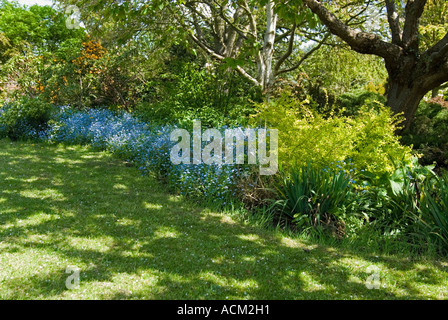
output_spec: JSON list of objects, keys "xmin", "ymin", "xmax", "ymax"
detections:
[{"xmin": 1, "ymin": 139, "xmax": 447, "ymax": 300}]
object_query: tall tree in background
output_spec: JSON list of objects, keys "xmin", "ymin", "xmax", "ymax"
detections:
[
  {"xmin": 57, "ymin": 0, "xmax": 332, "ymax": 92},
  {"xmin": 0, "ymin": 1, "xmax": 85, "ymax": 98},
  {"xmin": 302, "ymin": 0, "xmax": 448, "ymax": 129},
  {"xmin": 169, "ymin": 0, "xmax": 285, "ymax": 90},
  {"xmin": 171, "ymin": 0, "xmax": 333, "ymax": 91}
]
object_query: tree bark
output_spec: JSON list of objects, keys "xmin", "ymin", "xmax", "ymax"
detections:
[
  {"xmin": 174, "ymin": 0, "xmax": 319, "ymax": 92},
  {"xmin": 260, "ymin": 0, "xmax": 277, "ymax": 90},
  {"xmin": 386, "ymin": 80, "xmax": 427, "ymax": 130},
  {"xmin": 385, "ymin": 53, "xmax": 448, "ymax": 130}
]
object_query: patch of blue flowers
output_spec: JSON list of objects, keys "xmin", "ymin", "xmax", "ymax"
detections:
[{"xmin": 39, "ymin": 106, "xmax": 250, "ymax": 205}]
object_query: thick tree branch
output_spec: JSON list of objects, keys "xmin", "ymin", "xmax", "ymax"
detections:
[
  {"xmin": 207, "ymin": 2, "xmax": 226, "ymax": 52},
  {"xmin": 385, "ymin": 0, "xmax": 402, "ymax": 45},
  {"xmin": 419, "ymin": 59, "xmax": 448, "ymax": 91},
  {"xmin": 260, "ymin": 0, "xmax": 277, "ymax": 88},
  {"xmin": 402, "ymin": 0, "xmax": 427, "ymax": 50},
  {"xmin": 191, "ymin": 11, "xmax": 207, "ymax": 44},
  {"xmin": 215, "ymin": 4, "xmax": 251, "ymax": 41},
  {"xmin": 424, "ymin": 32, "xmax": 448, "ymax": 66},
  {"xmin": 235, "ymin": 65, "xmax": 260, "ymax": 87},
  {"xmin": 302, "ymin": 0, "xmax": 402, "ymax": 63},
  {"xmin": 273, "ymin": 23, "xmax": 296, "ymax": 75},
  {"xmin": 223, "ymin": 7, "xmax": 247, "ymax": 57},
  {"xmin": 240, "ymin": 0, "xmax": 258, "ymax": 40},
  {"xmin": 276, "ymin": 33, "xmax": 330, "ymax": 76}
]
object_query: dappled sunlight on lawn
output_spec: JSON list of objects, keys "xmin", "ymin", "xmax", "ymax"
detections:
[{"xmin": 1, "ymin": 139, "xmax": 448, "ymax": 300}]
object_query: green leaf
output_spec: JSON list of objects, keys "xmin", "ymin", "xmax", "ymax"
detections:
[
  {"xmin": 118, "ymin": 7, "xmax": 126, "ymax": 20},
  {"xmin": 222, "ymin": 57, "xmax": 245, "ymax": 69},
  {"xmin": 390, "ymin": 179, "xmax": 403, "ymax": 196},
  {"xmin": 391, "ymin": 169, "xmax": 404, "ymax": 181}
]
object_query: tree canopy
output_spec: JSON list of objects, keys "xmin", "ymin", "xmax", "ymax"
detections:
[{"xmin": 302, "ymin": 0, "xmax": 448, "ymax": 128}]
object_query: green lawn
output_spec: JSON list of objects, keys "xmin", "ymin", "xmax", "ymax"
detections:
[{"xmin": 0, "ymin": 139, "xmax": 447, "ymax": 300}]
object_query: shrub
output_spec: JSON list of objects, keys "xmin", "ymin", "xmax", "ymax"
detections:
[
  {"xmin": 134, "ymin": 62, "xmax": 259, "ymax": 128},
  {"xmin": 270, "ymin": 157, "xmax": 438, "ymax": 242},
  {"xmin": 250, "ymin": 93, "xmax": 414, "ymax": 177},
  {"xmin": 0, "ymin": 96, "xmax": 52, "ymax": 140},
  {"xmin": 401, "ymin": 100, "xmax": 448, "ymax": 170},
  {"xmin": 353, "ymin": 157, "xmax": 436, "ymax": 235},
  {"xmin": 0, "ymin": 119, "xmax": 6, "ymax": 138},
  {"xmin": 268, "ymin": 76, "xmax": 338, "ymax": 117},
  {"xmin": 271, "ymin": 164, "xmax": 353, "ymax": 238},
  {"xmin": 413, "ymin": 173, "xmax": 448, "ymax": 254},
  {"xmin": 335, "ymin": 90, "xmax": 386, "ymax": 116}
]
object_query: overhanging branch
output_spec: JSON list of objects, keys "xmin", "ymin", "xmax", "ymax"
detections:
[
  {"xmin": 424, "ymin": 32, "xmax": 448, "ymax": 66},
  {"xmin": 302, "ymin": 0, "xmax": 402, "ymax": 63},
  {"xmin": 276, "ymin": 33, "xmax": 330, "ymax": 76}
]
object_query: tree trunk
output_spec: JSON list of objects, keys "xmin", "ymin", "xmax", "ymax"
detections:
[
  {"xmin": 385, "ymin": 52, "xmax": 448, "ymax": 131},
  {"xmin": 301, "ymin": 0, "xmax": 448, "ymax": 132},
  {"xmin": 259, "ymin": 0, "xmax": 277, "ymax": 91},
  {"xmin": 386, "ymin": 79, "xmax": 427, "ymax": 131}
]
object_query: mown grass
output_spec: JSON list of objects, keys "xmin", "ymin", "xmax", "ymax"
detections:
[{"xmin": 0, "ymin": 139, "xmax": 448, "ymax": 300}]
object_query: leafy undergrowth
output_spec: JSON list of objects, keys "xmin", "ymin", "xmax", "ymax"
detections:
[{"xmin": 1, "ymin": 139, "xmax": 448, "ymax": 300}]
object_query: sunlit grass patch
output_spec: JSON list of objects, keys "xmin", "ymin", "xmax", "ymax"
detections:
[{"xmin": 1, "ymin": 139, "xmax": 448, "ymax": 300}]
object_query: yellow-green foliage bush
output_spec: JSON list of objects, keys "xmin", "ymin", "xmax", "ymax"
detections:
[{"xmin": 250, "ymin": 93, "xmax": 414, "ymax": 176}]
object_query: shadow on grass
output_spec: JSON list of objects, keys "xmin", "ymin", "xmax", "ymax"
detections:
[{"xmin": 0, "ymin": 139, "xmax": 447, "ymax": 300}]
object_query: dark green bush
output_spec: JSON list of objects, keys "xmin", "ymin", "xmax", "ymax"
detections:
[
  {"xmin": 413, "ymin": 173, "xmax": 448, "ymax": 254},
  {"xmin": 335, "ymin": 90, "xmax": 386, "ymax": 116},
  {"xmin": 268, "ymin": 157, "xmax": 442, "ymax": 247},
  {"xmin": 0, "ymin": 96, "xmax": 52, "ymax": 140},
  {"xmin": 134, "ymin": 61, "xmax": 260, "ymax": 128},
  {"xmin": 353, "ymin": 157, "xmax": 435, "ymax": 235},
  {"xmin": 401, "ymin": 101, "xmax": 448, "ymax": 170}
]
